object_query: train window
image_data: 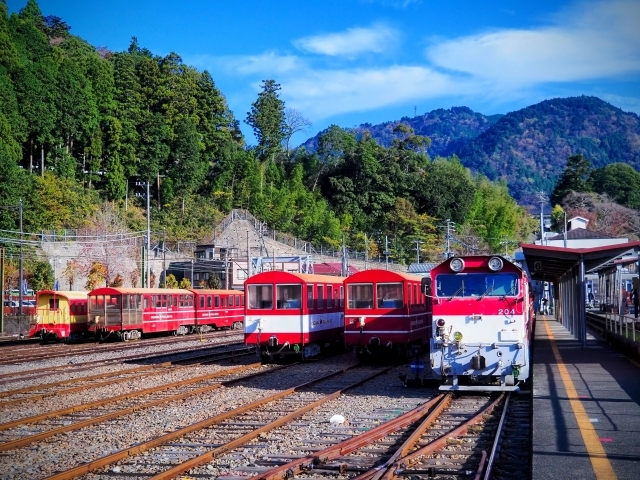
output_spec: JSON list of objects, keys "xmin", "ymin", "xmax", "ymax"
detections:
[
  {"xmin": 241, "ymin": 295, "xmax": 244, "ymax": 307},
  {"xmin": 214, "ymin": 296, "xmax": 219, "ymax": 307},
  {"xmin": 49, "ymin": 298, "xmax": 60, "ymax": 310},
  {"xmin": 123, "ymin": 295, "xmax": 130, "ymax": 310},
  {"xmin": 317, "ymin": 285, "xmax": 325, "ymax": 309},
  {"xmin": 327, "ymin": 286, "xmax": 333, "ymax": 308},
  {"xmin": 200, "ymin": 296, "xmax": 205, "ymax": 308},
  {"xmin": 277, "ymin": 284, "xmax": 302, "ymax": 309},
  {"xmin": 188, "ymin": 295, "xmax": 194, "ymax": 307},
  {"xmin": 307, "ymin": 285, "xmax": 314, "ymax": 309},
  {"xmin": 348, "ymin": 284, "xmax": 373, "ymax": 309},
  {"xmin": 106, "ymin": 295, "xmax": 121, "ymax": 310},
  {"xmin": 235, "ymin": 295, "xmax": 240, "ymax": 306},
  {"xmin": 173, "ymin": 296, "xmax": 178, "ymax": 307},
  {"xmin": 414, "ymin": 284, "xmax": 418, "ymax": 306},
  {"xmin": 340, "ymin": 286, "xmax": 344, "ymax": 307},
  {"xmin": 378, "ymin": 283, "xmax": 404, "ymax": 308},
  {"xmin": 247, "ymin": 284, "xmax": 273, "ymax": 309},
  {"xmin": 70, "ymin": 303, "xmax": 75, "ymax": 314}
]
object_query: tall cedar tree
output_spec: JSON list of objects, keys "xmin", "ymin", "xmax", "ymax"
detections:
[{"xmin": 245, "ymin": 79, "xmax": 286, "ymax": 162}]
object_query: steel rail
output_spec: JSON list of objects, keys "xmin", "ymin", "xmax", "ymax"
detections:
[
  {"xmin": 0, "ymin": 330, "xmax": 242, "ymax": 365},
  {"xmin": 0, "ymin": 361, "xmax": 270, "ymax": 451},
  {"xmin": 0, "ymin": 346, "xmax": 252, "ymax": 406},
  {"xmin": 253, "ymin": 393, "xmax": 448, "ymax": 480},
  {"xmin": 482, "ymin": 392, "xmax": 512, "ymax": 480},
  {"xmin": 384, "ymin": 393, "xmax": 506, "ymax": 480},
  {"xmin": 42, "ymin": 362, "xmax": 364, "ymax": 480},
  {"xmin": 0, "ymin": 336, "xmax": 242, "ymax": 383},
  {"xmin": 148, "ymin": 364, "xmax": 390, "ymax": 480}
]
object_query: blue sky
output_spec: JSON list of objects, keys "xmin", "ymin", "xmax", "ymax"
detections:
[{"xmin": 8, "ymin": 0, "xmax": 640, "ymax": 146}]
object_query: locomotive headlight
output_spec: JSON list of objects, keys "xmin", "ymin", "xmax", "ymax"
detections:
[
  {"xmin": 488, "ymin": 257, "xmax": 503, "ymax": 271},
  {"xmin": 450, "ymin": 258, "xmax": 465, "ymax": 272},
  {"xmin": 453, "ymin": 331, "xmax": 463, "ymax": 341},
  {"xmin": 436, "ymin": 318, "xmax": 446, "ymax": 327}
]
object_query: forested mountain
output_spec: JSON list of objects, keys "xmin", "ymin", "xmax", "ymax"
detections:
[
  {"xmin": 322, "ymin": 97, "xmax": 640, "ymax": 208},
  {"xmin": 302, "ymin": 106, "xmax": 502, "ymax": 159},
  {"xmin": 456, "ymin": 96, "xmax": 640, "ymax": 206}
]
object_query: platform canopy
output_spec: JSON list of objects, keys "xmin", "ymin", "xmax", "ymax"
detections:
[{"xmin": 520, "ymin": 241, "xmax": 640, "ymax": 282}]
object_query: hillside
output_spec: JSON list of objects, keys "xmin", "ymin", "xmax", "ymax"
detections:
[
  {"xmin": 456, "ymin": 96, "xmax": 640, "ymax": 206},
  {"xmin": 303, "ymin": 97, "xmax": 640, "ymax": 209},
  {"xmin": 302, "ymin": 106, "xmax": 501, "ymax": 158}
]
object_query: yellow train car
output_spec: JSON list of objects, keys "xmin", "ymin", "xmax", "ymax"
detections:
[{"xmin": 29, "ymin": 290, "xmax": 89, "ymax": 342}]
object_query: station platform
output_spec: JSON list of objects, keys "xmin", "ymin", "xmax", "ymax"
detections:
[{"xmin": 532, "ymin": 315, "xmax": 640, "ymax": 479}]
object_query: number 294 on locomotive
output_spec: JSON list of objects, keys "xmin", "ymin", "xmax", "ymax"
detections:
[{"xmin": 429, "ymin": 256, "xmax": 533, "ymax": 391}]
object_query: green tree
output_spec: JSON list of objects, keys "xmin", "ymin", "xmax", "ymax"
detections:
[
  {"xmin": 29, "ymin": 260, "xmax": 53, "ymax": 291},
  {"xmin": 465, "ymin": 177, "xmax": 525, "ymax": 252},
  {"xmin": 413, "ymin": 156, "xmax": 475, "ymax": 224},
  {"xmin": 245, "ymin": 79, "xmax": 285, "ymax": 161},
  {"xmin": 164, "ymin": 273, "xmax": 178, "ymax": 288},
  {"xmin": 550, "ymin": 154, "xmax": 593, "ymax": 205},
  {"xmin": 589, "ymin": 163, "xmax": 640, "ymax": 210},
  {"xmin": 167, "ymin": 116, "xmax": 205, "ymax": 212}
]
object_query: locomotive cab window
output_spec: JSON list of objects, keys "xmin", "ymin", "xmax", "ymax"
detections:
[
  {"xmin": 436, "ymin": 273, "xmax": 520, "ymax": 298},
  {"xmin": 277, "ymin": 284, "xmax": 302, "ymax": 309},
  {"xmin": 377, "ymin": 283, "xmax": 404, "ymax": 308},
  {"xmin": 248, "ymin": 284, "xmax": 273, "ymax": 309},
  {"xmin": 348, "ymin": 283, "xmax": 373, "ymax": 309},
  {"xmin": 49, "ymin": 298, "xmax": 60, "ymax": 310}
]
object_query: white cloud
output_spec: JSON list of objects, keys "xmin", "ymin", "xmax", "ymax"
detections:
[
  {"xmin": 282, "ymin": 66, "xmax": 463, "ymax": 120},
  {"xmin": 427, "ymin": 0, "xmax": 640, "ymax": 86},
  {"xmin": 294, "ymin": 24, "xmax": 399, "ymax": 57},
  {"xmin": 189, "ymin": 52, "xmax": 302, "ymax": 76}
]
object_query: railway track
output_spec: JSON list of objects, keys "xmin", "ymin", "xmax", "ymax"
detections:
[
  {"xmin": 0, "ymin": 333, "xmax": 243, "ymax": 386},
  {"xmin": 0, "ymin": 344, "xmax": 254, "ymax": 406},
  {"xmin": 216, "ymin": 391, "xmax": 531, "ymax": 480},
  {"xmin": 0, "ymin": 329, "xmax": 241, "ymax": 365}
]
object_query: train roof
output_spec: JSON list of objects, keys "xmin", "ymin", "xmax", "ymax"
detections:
[
  {"xmin": 190, "ymin": 289, "xmax": 243, "ymax": 295},
  {"xmin": 344, "ymin": 269, "xmax": 426, "ymax": 283},
  {"xmin": 36, "ymin": 290, "xmax": 88, "ymax": 300},
  {"xmin": 245, "ymin": 271, "xmax": 345, "ymax": 284},
  {"xmin": 87, "ymin": 287, "xmax": 191, "ymax": 295}
]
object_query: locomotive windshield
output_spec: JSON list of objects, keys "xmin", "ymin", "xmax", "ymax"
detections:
[
  {"xmin": 347, "ymin": 283, "xmax": 374, "ymax": 309},
  {"xmin": 435, "ymin": 273, "xmax": 519, "ymax": 298}
]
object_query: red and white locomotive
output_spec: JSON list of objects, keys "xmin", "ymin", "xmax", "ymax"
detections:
[
  {"xmin": 343, "ymin": 270, "xmax": 431, "ymax": 358},
  {"xmin": 429, "ymin": 255, "xmax": 533, "ymax": 391},
  {"xmin": 244, "ymin": 271, "xmax": 345, "ymax": 360}
]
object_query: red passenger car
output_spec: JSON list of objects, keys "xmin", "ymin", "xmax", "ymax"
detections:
[
  {"xmin": 244, "ymin": 271, "xmax": 345, "ymax": 360},
  {"xmin": 87, "ymin": 287, "xmax": 195, "ymax": 341},
  {"xmin": 28, "ymin": 290, "xmax": 88, "ymax": 342},
  {"xmin": 192, "ymin": 289, "xmax": 244, "ymax": 332},
  {"xmin": 344, "ymin": 270, "xmax": 431, "ymax": 358}
]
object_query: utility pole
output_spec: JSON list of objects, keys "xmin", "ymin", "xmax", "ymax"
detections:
[
  {"xmin": 537, "ymin": 191, "xmax": 546, "ymax": 246},
  {"xmin": 383, "ymin": 236, "xmax": 390, "ymax": 270},
  {"xmin": 146, "ymin": 182, "xmax": 150, "ymax": 288},
  {"xmin": 439, "ymin": 219, "xmax": 455, "ymax": 259},
  {"xmin": 163, "ymin": 229, "xmax": 167, "ymax": 288},
  {"xmin": 0, "ymin": 247, "xmax": 4, "ymax": 334},
  {"xmin": 18, "ymin": 199, "xmax": 23, "ymax": 316},
  {"xmin": 364, "ymin": 233, "xmax": 368, "ymax": 271},
  {"xmin": 415, "ymin": 239, "xmax": 423, "ymax": 264}
]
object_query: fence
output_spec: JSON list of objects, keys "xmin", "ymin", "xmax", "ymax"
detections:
[
  {"xmin": 1, "ymin": 316, "xmax": 31, "ymax": 336},
  {"xmin": 603, "ymin": 311, "xmax": 638, "ymax": 342}
]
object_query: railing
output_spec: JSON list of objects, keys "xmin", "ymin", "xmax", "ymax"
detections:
[{"xmin": 603, "ymin": 310, "xmax": 638, "ymax": 342}]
